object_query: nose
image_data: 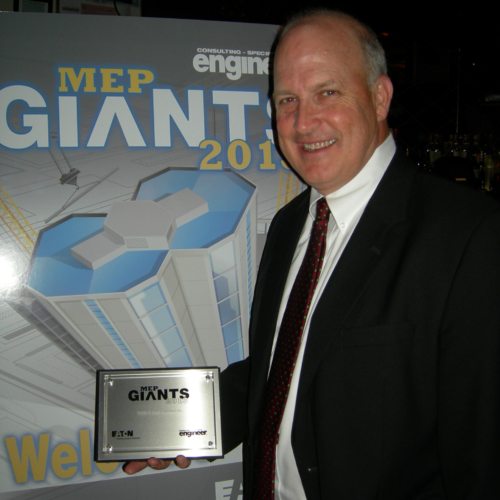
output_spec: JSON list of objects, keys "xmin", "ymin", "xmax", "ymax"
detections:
[{"xmin": 294, "ymin": 100, "xmax": 320, "ymax": 135}]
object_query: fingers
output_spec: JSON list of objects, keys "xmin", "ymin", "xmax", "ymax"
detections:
[
  {"xmin": 148, "ymin": 457, "xmax": 173, "ymax": 470},
  {"xmin": 122, "ymin": 456, "xmax": 190, "ymax": 475},
  {"xmin": 123, "ymin": 458, "xmax": 172, "ymax": 475},
  {"xmin": 174, "ymin": 455, "xmax": 191, "ymax": 469},
  {"xmin": 123, "ymin": 460, "xmax": 149, "ymax": 475}
]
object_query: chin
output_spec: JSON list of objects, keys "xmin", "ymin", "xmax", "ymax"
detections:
[{"xmin": 299, "ymin": 163, "xmax": 337, "ymax": 183}]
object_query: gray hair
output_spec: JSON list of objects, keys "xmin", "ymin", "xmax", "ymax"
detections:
[{"xmin": 277, "ymin": 9, "xmax": 388, "ymax": 88}]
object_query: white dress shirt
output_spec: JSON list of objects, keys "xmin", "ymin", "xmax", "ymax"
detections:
[{"xmin": 272, "ymin": 135, "xmax": 396, "ymax": 500}]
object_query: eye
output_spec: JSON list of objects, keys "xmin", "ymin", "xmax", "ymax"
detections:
[
  {"xmin": 322, "ymin": 90, "xmax": 336, "ymax": 96},
  {"xmin": 280, "ymin": 97, "xmax": 296, "ymax": 104}
]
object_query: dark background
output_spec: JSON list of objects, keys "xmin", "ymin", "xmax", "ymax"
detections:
[{"xmin": 141, "ymin": 1, "xmax": 499, "ymax": 163}]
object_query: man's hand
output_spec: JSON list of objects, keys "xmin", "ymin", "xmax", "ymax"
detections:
[{"xmin": 123, "ymin": 455, "xmax": 191, "ymax": 475}]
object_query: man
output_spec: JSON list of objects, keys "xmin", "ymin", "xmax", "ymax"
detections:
[{"xmin": 126, "ymin": 9, "xmax": 500, "ymax": 499}]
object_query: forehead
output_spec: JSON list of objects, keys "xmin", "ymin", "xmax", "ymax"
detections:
[{"xmin": 274, "ymin": 19, "xmax": 365, "ymax": 84}]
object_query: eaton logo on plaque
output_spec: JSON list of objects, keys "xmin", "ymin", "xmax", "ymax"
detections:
[{"xmin": 94, "ymin": 368, "xmax": 222, "ymax": 462}]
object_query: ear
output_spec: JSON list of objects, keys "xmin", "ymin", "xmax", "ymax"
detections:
[{"xmin": 373, "ymin": 75, "xmax": 393, "ymax": 122}]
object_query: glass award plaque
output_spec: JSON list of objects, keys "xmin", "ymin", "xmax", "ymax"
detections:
[{"xmin": 94, "ymin": 368, "xmax": 222, "ymax": 462}]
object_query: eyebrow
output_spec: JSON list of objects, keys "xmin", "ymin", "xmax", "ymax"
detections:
[{"xmin": 273, "ymin": 78, "xmax": 339, "ymax": 101}]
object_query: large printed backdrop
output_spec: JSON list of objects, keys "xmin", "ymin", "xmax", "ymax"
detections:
[{"xmin": 0, "ymin": 13, "xmax": 302, "ymax": 499}]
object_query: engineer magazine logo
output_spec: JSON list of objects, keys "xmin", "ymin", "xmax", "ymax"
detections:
[
  {"xmin": 179, "ymin": 429, "xmax": 207, "ymax": 437},
  {"xmin": 193, "ymin": 48, "xmax": 270, "ymax": 80}
]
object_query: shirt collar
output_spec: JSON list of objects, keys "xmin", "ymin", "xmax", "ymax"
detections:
[{"xmin": 309, "ymin": 134, "xmax": 396, "ymax": 233}]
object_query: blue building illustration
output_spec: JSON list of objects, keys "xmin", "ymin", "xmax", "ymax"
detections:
[{"xmin": 20, "ymin": 168, "xmax": 257, "ymax": 380}]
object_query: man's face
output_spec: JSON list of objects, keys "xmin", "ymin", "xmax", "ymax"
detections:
[{"xmin": 273, "ymin": 19, "xmax": 391, "ymax": 195}]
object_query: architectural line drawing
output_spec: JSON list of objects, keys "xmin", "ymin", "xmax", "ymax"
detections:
[{"xmin": 45, "ymin": 167, "xmax": 119, "ymax": 223}]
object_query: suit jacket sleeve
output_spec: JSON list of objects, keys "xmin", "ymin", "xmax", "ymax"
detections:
[
  {"xmin": 220, "ymin": 357, "xmax": 250, "ymax": 454},
  {"xmin": 438, "ymin": 207, "xmax": 500, "ymax": 497}
]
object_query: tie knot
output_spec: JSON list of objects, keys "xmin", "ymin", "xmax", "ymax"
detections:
[{"xmin": 316, "ymin": 197, "xmax": 330, "ymax": 222}]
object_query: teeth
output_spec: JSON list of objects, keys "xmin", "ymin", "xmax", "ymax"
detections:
[{"xmin": 303, "ymin": 139, "xmax": 336, "ymax": 151}]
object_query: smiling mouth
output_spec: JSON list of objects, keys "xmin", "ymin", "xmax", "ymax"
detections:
[{"xmin": 303, "ymin": 139, "xmax": 337, "ymax": 152}]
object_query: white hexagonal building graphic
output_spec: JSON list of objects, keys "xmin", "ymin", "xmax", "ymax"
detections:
[{"xmin": 20, "ymin": 168, "xmax": 257, "ymax": 380}]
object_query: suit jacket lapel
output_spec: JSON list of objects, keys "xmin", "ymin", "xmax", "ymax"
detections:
[
  {"xmin": 248, "ymin": 189, "xmax": 311, "ymax": 429},
  {"xmin": 295, "ymin": 151, "xmax": 417, "ymax": 406}
]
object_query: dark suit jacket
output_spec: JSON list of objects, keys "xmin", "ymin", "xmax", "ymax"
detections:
[{"xmin": 221, "ymin": 151, "xmax": 500, "ymax": 499}]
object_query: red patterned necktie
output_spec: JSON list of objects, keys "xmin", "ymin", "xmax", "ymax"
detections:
[{"xmin": 252, "ymin": 197, "xmax": 330, "ymax": 499}]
